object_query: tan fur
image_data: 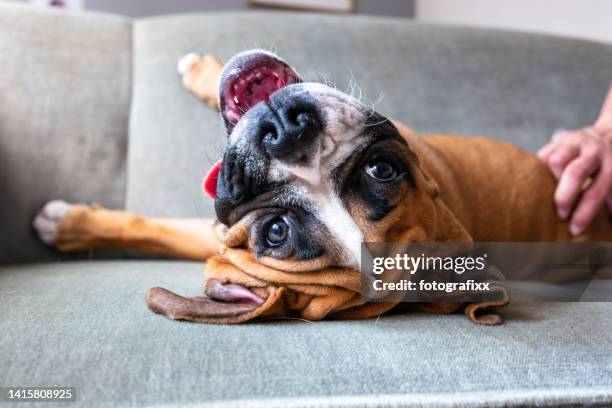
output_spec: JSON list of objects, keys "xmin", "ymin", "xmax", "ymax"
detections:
[
  {"xmin": 395, "ymin": 121, "xmax": 611, "ymax": 243},
  {"xmin": 55, "ymin": 204, "xmax": 218, "ymax": 261}
]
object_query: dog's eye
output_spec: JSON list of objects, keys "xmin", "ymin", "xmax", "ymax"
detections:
[
  {"xmin": 365, "ymin": 161, "xmax": 397, "ymax": 181},
  {"xmin": 266, "ymin": 217, "xmax": 288, "ymax": 247}
]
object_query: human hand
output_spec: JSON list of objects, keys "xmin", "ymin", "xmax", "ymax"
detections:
[
  {"xmin": 537, "ymin": 86, "xmax": 612, "ymax": 235},
  {"xmin": 537, "ymin": 128, "xmax": 612, "ymax": 235}
]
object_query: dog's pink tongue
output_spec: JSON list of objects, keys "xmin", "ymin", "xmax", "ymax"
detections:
[
  {"xmin": 207, "ymin": 280, "xmax": 265, "ymax": 305},
  {"xmin": 203, "ymin": 160, "xmax": 222, "ymax": 199}
]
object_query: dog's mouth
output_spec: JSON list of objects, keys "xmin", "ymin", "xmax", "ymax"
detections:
[{"xmin": 219, "ymin": 50, "xmax": 302, "ymax": 130}]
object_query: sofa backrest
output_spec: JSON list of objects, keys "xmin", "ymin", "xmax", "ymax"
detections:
[
  {"xmin": 0, "ymin": 3, "xmax": 131, "ymax": 263},
  {"xmin": 127, "ymin": 11, "xmax": 612, "ymax": 219}
]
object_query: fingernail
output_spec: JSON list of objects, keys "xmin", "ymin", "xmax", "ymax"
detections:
[
  {"xmin": 557, "ymin": 208, "xmax": 568, "ymax": 219},
  {"xmin": 570, "ymin": 224, "xmax": 582, "ymax": 236}
]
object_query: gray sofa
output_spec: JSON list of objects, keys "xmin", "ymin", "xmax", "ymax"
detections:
[{"xmin": 1, "ymin": 2, "xmax": 612, "ymax": 407}]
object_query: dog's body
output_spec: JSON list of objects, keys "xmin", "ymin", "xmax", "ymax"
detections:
[
  {"xmin": 34, "ymin": 50, "xmax": 611, "ymax": 325},
  {"xmin": 400, "ymin": 128, "xmax": 611, "ymax": 243}
]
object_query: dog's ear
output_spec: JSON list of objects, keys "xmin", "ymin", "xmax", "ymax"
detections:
[
  {"xmin": 464, "ymin": 288, "xmax": 509, "ymax": 325},
  {"xmin": 146, "ymin": 255, "xmax": 289, "ymax": 324},
  {"xmin": 409, "ymin": 187, "xmax": 510, "ymax": 325},
  {"xmin": 146, "ymin": 286, "xmax": 261, "ymax": 324},
  {"xmin": 432, "ymin": 196, "xmax": 474, "ymax": 243},
  {"xmin": 146, "ymin": 285, "xmax": 286, "ymax": 324}
]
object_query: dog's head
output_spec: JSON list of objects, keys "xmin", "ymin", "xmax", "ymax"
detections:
[
  {"xmin": 147, "ymin": 50, "xmax": 505, "ymax": 326},
  {"xmin": 212, "ymin": 50, "xmax": 455, "ymax": 271}
]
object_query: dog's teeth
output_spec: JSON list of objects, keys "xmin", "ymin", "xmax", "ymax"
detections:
[
  {"xmin": 233, "ymin": 83, "xmax": 239, "ymax": 91},
  {"xmin": 233, "ymin": 95, "xmax": 239, "ymax": 104},
  {"xmin": 239, "ymin": 78, "xmax": 246, "ymax": 85},
  {"xmin": 255, "ymin": 70, "xmax": 262, "ymax": 79},
  {"xmin": 272, "ymin": 72, "xmax": 280, "ymax": 78}
]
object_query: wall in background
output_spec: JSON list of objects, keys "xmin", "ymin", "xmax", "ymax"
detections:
[
  {"xmin": 352, "ymin": 0, "xmax": 413, "ymax": 18},
  {"xmin": 416, "ymin": 0, "xmax": 612, "ymax": 43},
  {"xmin": 88, "ymin": 0, "xmax": 413, "ymax": 17},
  {"xmin": 10, "ymin": 0, "xmax": 414, "ymax": 18},
  {"xmin": 86, "ymin": 0, "xmax": 247, "ymax": 16}
]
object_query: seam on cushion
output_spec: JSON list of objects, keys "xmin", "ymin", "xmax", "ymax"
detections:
[{"xmin": 147, "ymin": 387, "xmax": 612, "ymax": 408}]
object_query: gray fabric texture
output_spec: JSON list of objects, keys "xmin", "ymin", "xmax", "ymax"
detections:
[
  {"xmin": 1, "ymin": 261, "xmax": 612, "ymax": 407},
  {"xmin": 126, "ymin": 12, "xmax": 612, "ymax": 218},
  {"xmin": 0, "ymin": 2, "xmax": 131, "ymax": 263}
]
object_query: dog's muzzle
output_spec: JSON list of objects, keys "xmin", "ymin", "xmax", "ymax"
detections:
[{"xmin": 251, "ymin": 89, "xmax": 322, "ymax": 161}]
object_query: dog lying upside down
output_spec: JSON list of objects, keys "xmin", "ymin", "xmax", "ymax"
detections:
[{"xmin": 34, "ymin": 50, "xmax": 612, "ymax": 325}]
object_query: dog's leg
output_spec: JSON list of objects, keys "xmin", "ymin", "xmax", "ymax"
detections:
[
  {"xmin": 33, "ymin": 200, "xmax": 218, "ymax": 261},
  {"xmin": 178, "ymin": 53, "xmax": 223, "ymax": 109}
]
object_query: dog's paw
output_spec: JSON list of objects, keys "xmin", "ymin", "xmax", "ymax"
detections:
[
  {"xmin": 33, "ymin": 200, "xmax": 74, "ymax": 245},
  {"xmin": 177, "ymin": 52, "xmax": 200, "ymax": 75},
  {"xmin": 178, "ymin": 53, "xmax": 223, "ymax": 109}
]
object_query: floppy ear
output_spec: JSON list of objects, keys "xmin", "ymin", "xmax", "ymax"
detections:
[
  {"xmin": 425, "ymin": 181, "xmax": 474, "ymax": 243},
  {"xmin": 424, "ymin": 180, "xmax": 511, "ymax": 324},
  {"xmin": 387, "ymin": 121, "xmax": 509, "ymax": 323},
  {"xmin": 146, "ymin": 255, "xmax": 289, "ymax": 324},
  {"xmin": 146, "ymin": 286, "xmax": 261, "ymax": 324},
  {"xmin": 464, "ymin": 288, "xmax": 509, "ymax": 325}
]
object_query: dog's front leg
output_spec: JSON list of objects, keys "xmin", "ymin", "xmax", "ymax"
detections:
[{"xmin": 33, "ymin": 201, "xmax": 218, "ymax": 261}]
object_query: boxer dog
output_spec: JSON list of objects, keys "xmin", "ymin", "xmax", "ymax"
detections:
[{"xmin": 34, "ymin": 50, "xmax": 612, "ymax": 325}]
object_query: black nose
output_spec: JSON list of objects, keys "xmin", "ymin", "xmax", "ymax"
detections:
[{"xmin": 257, "ymin": 94, "xmax": 322, "ymax": 160}]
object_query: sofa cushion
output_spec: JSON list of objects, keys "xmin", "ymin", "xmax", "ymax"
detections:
[
  {"xmin": 0, "ymin": 3, "xmax": 131, "ymax": 263},
  {"xmin": 2, "ymin": 260, "xmax": 611, "ymax": 407},
  {"xmin": 127, "ymin": 12, "xmax": 612, "ymax": 219}
]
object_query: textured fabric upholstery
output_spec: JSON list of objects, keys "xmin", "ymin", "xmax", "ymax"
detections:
[
  {"xmin": 126, "ymin": 12, "xmax": 612, "ymax": 218},
  {"xmin": 0, "ymin": 3, "xmax": 131, "ymax": 263},
  {"xmin": 1, "ymin": 261, "xmax": 611, "ymax": 407}
]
